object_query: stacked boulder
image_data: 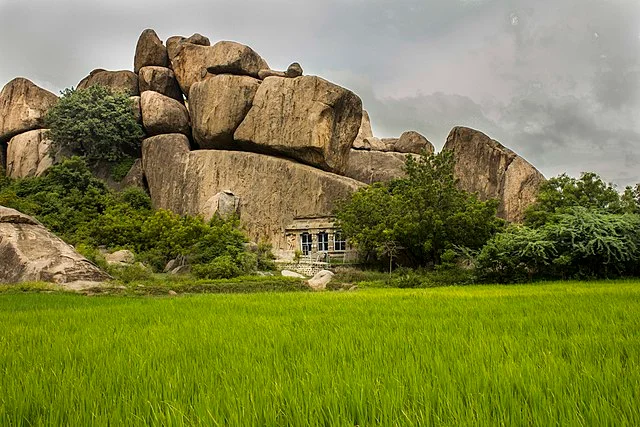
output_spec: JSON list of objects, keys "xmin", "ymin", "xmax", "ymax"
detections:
[
  {"xmin": 345, "ymin": 110, "xmax": 435, "ymax": 184},
  {"xmin": 0, "ymin": 78, "xmax": 59, "ymax": 178}
]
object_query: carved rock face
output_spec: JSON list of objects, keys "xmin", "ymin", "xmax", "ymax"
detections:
[
  {"xmin": 0, "ymin": 206, "xmax": 110, "ymax": 285},
  {"xmin": 443, "ymin": 126, "xmax": 545, "ymax": 222},
  {"xmin": 0, "ymin": 78, "xmax": 58, "ymax": 143},
  {"xmin": 142, "ymin": 134, "xmax": 364, "ymax": 249},
  {"xmin": 234, "ymin": 75, "xmax": 362, "ymax": 174}
]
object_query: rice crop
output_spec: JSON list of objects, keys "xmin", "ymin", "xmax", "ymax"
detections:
[{"xmin": 1, "ymin": 281, "xmax": 639, "ymax": 425}]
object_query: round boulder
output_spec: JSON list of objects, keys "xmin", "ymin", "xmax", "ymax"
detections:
[
  {"xmin": 134, "ymin": 29, "xmax": 169, "ymax": 73},
  {"xmin": 140, "ymin": 91, "xmax": 190, "ymax": 136}
]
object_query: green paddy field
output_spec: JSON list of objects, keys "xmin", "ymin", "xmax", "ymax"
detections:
[{"xmin": 1, "ymin": 281, "xmax": 639, "ymax": 426}]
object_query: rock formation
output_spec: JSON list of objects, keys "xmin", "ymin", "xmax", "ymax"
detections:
[
  {"xmin": 443, "ymin": 126, "xmax": 545, "ymax": 222},
  {"xmin": 138, "ymin": 66, "xmax": 183, "ymax": 102},
  {"xmin": 134, "ymin": 29, "xmax": 169, "ymax": 73},
  {"xmin": 140, "ymin": 91, "xmax": 190, "ymax": 136},
  {"xmin": 202, "ymin": 191, "xmax": 241, "ymax": 220},
  {"xmin": 234, "ymin": 76, "xmax": 362, "ymax": 174},
  {"xmin": 77, "ymin": 69, "xmax": 139, "ymax": 96},
  {"xmin": 6, "ymin": 129, "xmax": 59, "ymax": 178},
  {"xmin": 394, "ymin": 131, "xmax": 434, "ymax": 155},
  {"xmin": 189, "ymin": 75, "xmax": 260, "ymax": 148},
  {"xmin": 0, "ymin": 78, "xmax": 58, "ymax": 142},
  {"xmin": 352, "ymin": 110, "xmax": 374, "ymax": 150},
  {"xmin": 171, "ymin": 40, "xmax": 269, "ymax": 97},
  {"xmin": 257, "ymin": 62, "xmax": 304, "ymax": 79},
  {"xmin": 142, "ymin": 134, "xmax": 364, "ymax": 248},
  {"xmin": 0, "ymin": 206, "xmax": 109, "ymax": 285},
  {"xmin": 344, "ymin": 150, "xmax": 416, "ymax": 184}
]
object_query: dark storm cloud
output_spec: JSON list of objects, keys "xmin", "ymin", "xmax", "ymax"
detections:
[{"xmin": 1, "ymin": 0, "xmax": 639, "ymax": 185}]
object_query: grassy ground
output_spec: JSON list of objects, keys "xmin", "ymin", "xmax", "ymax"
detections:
[{"xmin": 1, "ymin": 281, "xmax": 639, "ymax": 425}]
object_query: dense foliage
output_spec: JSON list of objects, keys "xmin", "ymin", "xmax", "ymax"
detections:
[
  {"xmin": 0, "ymin": 158, "xmax": 269, "ymax": 276},
  {"xmin": 44, "ymin": 85, "xmax": 144, "ymax": 162},
  {"xmin": 478, "ymin": 171, "xmax": 640, "ymax": 283},
  {"xmin": 336, "ymin": 151, "xmax": 504, "ymax": 268}
]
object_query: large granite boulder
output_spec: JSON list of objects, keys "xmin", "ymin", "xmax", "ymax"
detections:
[
  {"xmin": 352, "ymin": 110, "xmax": 373, "ymax": 150},
  {"xmin": 443, "ymin": 126, "xmax": 545, "ymax": 222},
  {"xmin": 166, "ymin": 33, "xmax": 210, "ymax": 61},
  {"xmin": 189, "ymin": 74, "xmax": 260, "ymax": 148},
  {"xmin": 138, "ymin": 66, "xmax": 183, "ymax": 102},
  {"xmin": 134, "ymin": 29, "xmax": 169, "ymax": 73},
  {"xmin": 171, "ymin": 41, "xmax": 269, "ymax": 96},
  {"xmin": 393, "ymin": 131, "xmax": 434, "ymax": 155},
  {"xmin": 142, "ymin": 134, "xmax": 364, "ymax": 249},
  {"xmin": 344, "ymin": 149, "xmax": 415, "ymax": 184},
  {"xmin": 140, "ymin": 91, "xmax": 190, "ymax": 136},
  {"xmin": 6, "ymin": 129, "xmax": 63, "ymax": 178},
  {"xmin": 78, "ymin": 69, "xmax": 139, "ymax": 96},
  {"xmin": 202, "ymin": 191, "xmax": 241, "ymax": 220},
  {"xmin": 0, "ymin": 206, "xmax": 109, "ymax": 285},
  {"xmin": 234, "ymin": 76, "xmax": 362, "ymax": 174},
  {"xmin": 0, "ymin": 78, "xmax": 58, "ymax": 142}
]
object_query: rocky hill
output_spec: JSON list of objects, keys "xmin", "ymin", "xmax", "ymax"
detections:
[{"xmin": 0, "ymin": 28, "xmax": 545, "ymax": 250}]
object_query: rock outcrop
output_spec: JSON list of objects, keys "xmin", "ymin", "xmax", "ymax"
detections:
[
  {"xmin": 0, "ymin": 78, "xmax": 58, "ymax": 142},
  {"xmin": 352, "ymin": 110, "xmax": 374, "ymax": 150},
  {"xmin": 202, "ymin": 191, "xmax": 241, "ymax": 220},
  {"xmin": 0, "ymin": 206, "xmax": 109, "ymax": 285},
  {"xmin": 443, "ymin": 126, "xmax": 545, "ymax": 222},
  {"xmin": 138, "ymin": 66, "xmax": 183, "ymax": 102},
  {"xmin": 344, "ymin": 149, "xmax": 415, "ymax": 184},
  {"xmin": 171, "ymin": 40, "xmax": 269, "ymax": 97},
  {"xmin": 189, "ymin": 74, "xmax": 260, "ymax": 148},
  {"xmin": 166, "ymin": 33, "xmax": 211, "ymax": 61},
  {"xmin": 234, "ymin": 76, "xmax": 362, "ymax": 174},
  {"xmin": 257, "ymin": 62, "xmax": 304, "ymax": 79},
  {"xmin": 142, "ymin": 134, "xmax": 364, "ymax": 248},
  {"xmin": 140, "ymin": 91, "xmax": 190, "ymax": 136},
  {"xmin": 394, "ymin": 131, "xmax": 434, "ymax": 155},
  {"xmin": 77, "ymin": 69, "xmax": 139, "ymax": 96},
  {"xmin": 134, "ymin": 29, "xmax": 169, "ymax": 73},
  {"xmin": 6, "ymin": 129, "xmax": 61, "ymax": 178}
]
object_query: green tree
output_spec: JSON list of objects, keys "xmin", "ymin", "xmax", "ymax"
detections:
[
  {"xmin": 336, "ymin": 151, "xmax": 504, "ymax": 267},
  {"xmin": 45, "ymin": 85, "xmax": 144, "ymax": 162},
  {"xmin": 524, "ymin": 172, "xmax": 628, "ymax": 226}
]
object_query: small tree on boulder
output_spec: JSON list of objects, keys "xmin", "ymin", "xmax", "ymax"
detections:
[{"xmin": 45, "ymin": 85, "xmax": 143, "ymax": 162}]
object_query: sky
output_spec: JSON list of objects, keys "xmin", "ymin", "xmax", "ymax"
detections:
[{"xmin": 1, "ymin": 0, "xmax": 639, "ymax": 186}]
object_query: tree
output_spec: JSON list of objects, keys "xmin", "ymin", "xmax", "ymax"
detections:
[
  {"xmin": 524, "ymin": 172, "xmax": 633, "ymax": 226},
  {"xmin": 45, "ymin": 85, "xmax": 144, "ymax": 162},
  {"xmin": 335, "ymin": 150, "xmax": 504, "ymax": 267}
]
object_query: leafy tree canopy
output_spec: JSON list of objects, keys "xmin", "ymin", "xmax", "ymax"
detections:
[
  {"xmin": 45, "ymin": 85, "xmax": 144, "ymax": 162},
  {"xmin": 336, "ymin": 150, "xmax": 504, "ymax": 267},
  {"xmin": 524, "ymin": 172, "xmax": 639, "ymax": 226}
]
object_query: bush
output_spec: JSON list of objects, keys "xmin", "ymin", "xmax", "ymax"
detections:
[
  {"xmin": 45, "ymin": 85, "xmax": 144, "ymax": 162},
  {"xmin": 192, "ymin": 256, "xmax": 242, "ymax": 279},
  {"xmin": 108, "ymin": 263, "xmax": 153, "ymax": 284}
]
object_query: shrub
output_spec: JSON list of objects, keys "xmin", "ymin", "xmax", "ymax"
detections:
[
  {"xmin": 45, "ymin": 85, "xmax": 144, "ymax": 162},
  {"xmin": 192, "ymin": 256, "xmax": 242, "ymax": 279}
]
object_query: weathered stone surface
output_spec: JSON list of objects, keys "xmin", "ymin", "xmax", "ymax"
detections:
[
  {"xmin": 258, "ymin": 69, "xmax": 287, "ymax": 79},
  {"xmin": 363, "ymin": 137, "xmax": 389, "ymax": 152},
  {"xmin": 6, "ymin": 129, "xmax": 65, "ymax": 178},
  {"xmin": 281, "ymin": 270, "xmax": 306, "ymax": 278},
  {"xmin": 352, "ymin": 110, "xmax": 373, "ymax": 150},
  {"xmin": 119, "ymin": 158, "xmax": 145, "ymax": 189},
  {"xmin": 0, "ymin": 78, "xmax": 58, "ymax": 142},
  {"xmin": 307, "ymin": 269, "xmax": 333, "ymax": 291},
  {"xmin": 234, "ymin": 76, "xmax": 362, "ymax": 174},
  {"xmin": 189, "ymin": 75, "xmax": 260, "ymax": 148},
  {"xmin": 138, "ymin": 66, "xmax": 183, "ymax": 102},
  {"xmin": 202, "ymin": 191, "xmax": 240, "ymax": 221},
  {"xmin": 171, "ymin": 41, "xmax": 268, "ymax": 97},
  {"xmin": 0, "ymin": 206, "xmax": 109, "ymax": 285},
  {"xmin": 140, "ymin": 91, "xmax": 190, "ymax": 136},
  {"xmin": 443, "ymin": 126, "xmax": 545, "ymax": 222},
  {"xmin": 134, "ymin": 29, "xmax": 169, "ymax": 73},
  {"xmin": 77, "ymin": 69, "xmax": 139, "ymax": 96},
  {"xmin": 166, "ymin": 33, "xmax": 210, "ymax": 62},
  {"xmin": 344, "ymin": 149, "xmax": 415, "ymax": 184},
  {"xmin": 1, "ymin": 143, "xmax": 6, "ymax": 171},
  {"xmin": 105, "ymin": 249, "xmax": 135, "ymax": 265},
  {"xmin": 394, "ymin": 131, "xmax": 434, "ymax": 155},
  {"xmin": 286, "ymin": 62, "xmax": 303, "ymax": 78},
  {"xmin": 130, "ymin": 96, "xmax": 142, "ymax": 123},
  {"xmin": 142, "ymin": 134, "xmax": 364, "ymax": 249}
]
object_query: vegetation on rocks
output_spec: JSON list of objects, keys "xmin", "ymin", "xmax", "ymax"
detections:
[{"xmin": 44, "ymin": 85, "xmax": 144, "ymax": 162}]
